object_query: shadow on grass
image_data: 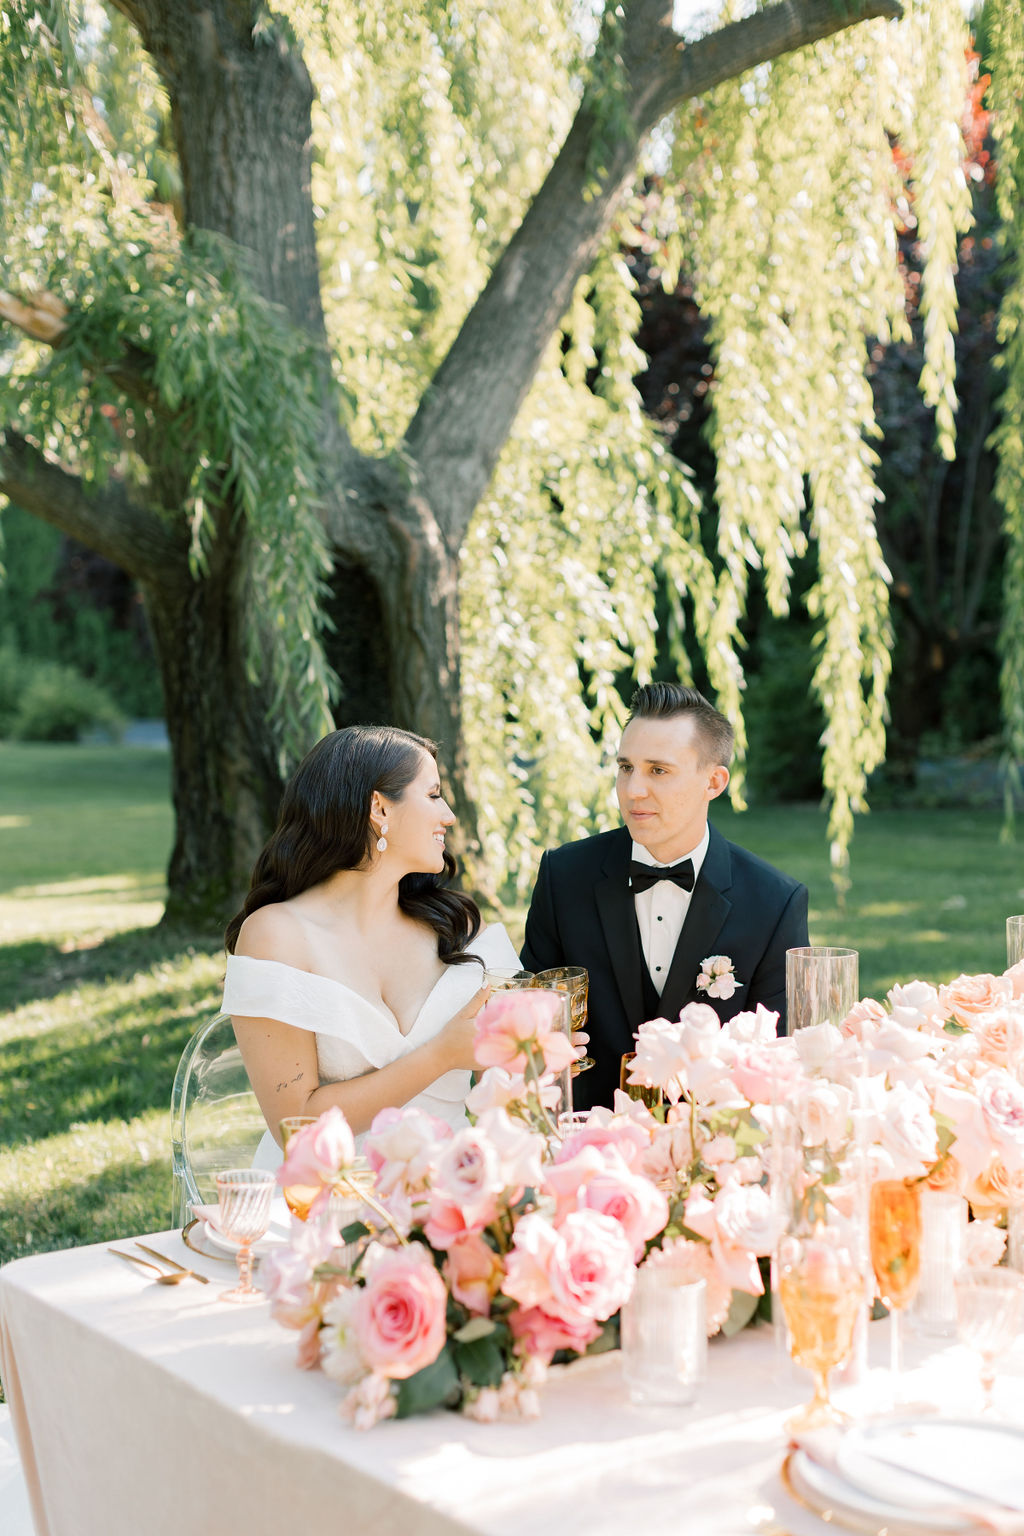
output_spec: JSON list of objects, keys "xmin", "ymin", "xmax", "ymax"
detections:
[
  {"xmin": 0, "ymin": 922, "xmax": 222, "ymax": 1015},
  {"xmin": 0, "ymin": 1153, "xmax": 173, "ymax": 1268},
  {"xmin": 0, "ymin": 982, "xmax": 222, "ymax": 1149}
]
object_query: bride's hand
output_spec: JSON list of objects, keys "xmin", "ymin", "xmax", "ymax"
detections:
[{"xmin": 437, "ymin": 985, "xmax": 491, "ymax": 1071}]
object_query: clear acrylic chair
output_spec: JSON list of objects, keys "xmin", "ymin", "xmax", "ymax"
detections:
[{"xmin": 170, "ymin": 1013, "xmax": 268, "ymax": 1228}]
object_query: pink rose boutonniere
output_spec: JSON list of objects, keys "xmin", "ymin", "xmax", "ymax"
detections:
[{"xmin": 696, "ymin": 955, "xmax": 740, "ymax": 1001}]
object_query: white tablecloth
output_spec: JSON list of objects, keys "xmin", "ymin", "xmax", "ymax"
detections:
[{"xmin": 2, "ymin": 1229, "xmax": 1022, "ymax": 1536}]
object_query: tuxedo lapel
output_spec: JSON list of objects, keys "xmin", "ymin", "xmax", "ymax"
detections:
[
  {"xmin": 593, "ymin": 829, "xmax": 644, "ymax": 1037},
  {"xmin": 658, "ymin": 826, "xmax": 732, "ymax": 1020}
]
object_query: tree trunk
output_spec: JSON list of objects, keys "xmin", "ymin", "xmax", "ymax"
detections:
[{"xmin": 141, "ymin": 533, "xmax": 282, "ymax": 927}]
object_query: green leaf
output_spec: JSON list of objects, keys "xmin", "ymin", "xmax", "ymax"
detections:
[
  {"xmin": 339, "ymin": 1220, "xmax": 370, "ymax": 1245},
  {"xmin": 584, "ymin": 1315, "xmax": 620, "ymax": 1355},
  {"xmin": 453, "ymin": 1333, "xmax": 506, "ymax": 1389},
  {"xmin": 720, "ymin": 1288, "xmax": 760, "ymax": 1338},
  {"xmin": 393, "ymin": 1346, "xmax": 461, "ymax": 1418},
  {"xmin": 453, "ymin": 1316, "xmax": 497, "ymax": 1343}
]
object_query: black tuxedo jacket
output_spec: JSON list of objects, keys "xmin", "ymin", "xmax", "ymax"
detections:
[{"xmin": 521, "ymin": 823, "xmax": 809, "ymax": 1111}]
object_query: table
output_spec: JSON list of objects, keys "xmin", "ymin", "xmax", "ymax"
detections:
[{"xmin": 2, "ymin": 1228, "xmax": 1022, "ymax": 1536}]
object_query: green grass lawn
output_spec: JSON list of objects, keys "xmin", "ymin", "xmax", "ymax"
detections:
[{"xmin": 2, "ymin": 741, "xmax": 1023, "ymax": 1271}]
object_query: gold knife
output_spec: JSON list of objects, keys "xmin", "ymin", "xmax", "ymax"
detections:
[{"xmin": 135, "ymin": 1241, "xmax": 210, "ymax": 1283}]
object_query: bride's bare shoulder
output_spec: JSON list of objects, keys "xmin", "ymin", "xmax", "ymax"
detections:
[{"xmin": 235, "ymin": 902, "xmax": 314, "ymax": 966}]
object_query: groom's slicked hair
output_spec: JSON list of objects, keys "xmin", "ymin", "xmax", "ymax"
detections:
[
  {"xmin": 225, "ymin": 724, "xmax": 480, "ymax": 962},
  {"xmin": 626, "ymin": 682, "xmax": 734, "ymax": 768}
]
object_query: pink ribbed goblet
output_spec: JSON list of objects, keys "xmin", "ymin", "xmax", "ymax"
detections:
[{"xmin": 215, "ymin": 1168, "xmax": 275, "ymax": 1301}]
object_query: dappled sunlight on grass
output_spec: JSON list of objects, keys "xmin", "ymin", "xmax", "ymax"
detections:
[{"xmin": 0, "ymin": 1111, "xmax": 174, "ymax": 1263}]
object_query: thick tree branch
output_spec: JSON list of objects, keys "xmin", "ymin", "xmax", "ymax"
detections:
[
  {"xmin": 0, "ymin": 429, "xmax": 186, "ymax": 582},
  {"xmin": 405, "ymin": 0, "xmax": 901, "ymax": 549}
]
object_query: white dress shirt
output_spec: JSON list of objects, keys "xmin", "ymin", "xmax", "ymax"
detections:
[{"xmin": 631, "ymin": 827, "xmax": 710, "ymax": 995}]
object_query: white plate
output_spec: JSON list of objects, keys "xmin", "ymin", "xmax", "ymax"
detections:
[
  {"xmin": 785, "ymin": 1449, "xmax": 980, "ymax": 1536},
  {"xmin": 186, "ymin": 1199, "xmax": 292, "ymax": 1256},
  {"xmin": 837, "ymin": 1418, "xmax": 1024, "ymax": 1515}
]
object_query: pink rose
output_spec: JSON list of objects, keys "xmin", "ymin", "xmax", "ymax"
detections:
[
  {"xmin": 295, "ymin": 1316, "xmax": 324, "ymax": 1371},
  {"xmin": 1004, "ymin": 960, "xmax": 1024, "ymax": 1001},
  {"xmin": 444, "ymin": 1233, "xmax": 505, "ymax": 1314},
  {"xmin": 351, "ymin": 1244, "xmax": 448, "ymax": 1380},
  {"xmin": 508, "ymin": 1304, "xmax": 602, "ymax": 1362},
  {"xmin": 502, "ymin": 1209, "xmax": 636, "ymax": 1324},
  {"xmin": 474, "ymin": 990, "xmax": 575, "ymax": 1075},
  {"xmin": 730, "ymin": 1038, "xmax": 803, "ymax": 1103},
  {"xmin": 940, "ymin": 973, "xmax": 1013, "ymax": 1029},
  {"xmin": 555, "ymin": 1113, "xmax": 649, "ymax": 1169},
  {"xmin": 977, "ymin": 1068, "xmax": 1024, "ymax": 1171},
  {"xmin": 576, "ymin": 1155, "xmax": 669, "ymax": 1261},
  {"xmin": 684, "ymin": 1185, "xmax": 773, "ymax": 1293},
  {"xmin": 364, "ymin": 1106, "xmax": 452, "ymax": 1196},
  {"xmin": 974, "ymin": 1010, "xmax": 1024, "ymax": 1069},
  {"xmin": 840, "ymin": 997, "xmax": 888, "ymax": 1038},
  {"xmin": 429, "ymin": 1126, "xmax": 503, "ymax": 1231},
  {"xmin": 932, "ymin": 1080, "xmax": 994, "ymax": 1179},
  {"xmin": 276, "ymin": 1106, "xmax": 356, "ymax": 1194}
]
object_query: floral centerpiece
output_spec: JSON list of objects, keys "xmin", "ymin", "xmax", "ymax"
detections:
[
  {"xmin": 260, "ymin": 989, "xmax": 662, "ymax": 1425},
  {"xmin": 259, "ymin": 958, "xmax": 1024, "ymax": 1426}
]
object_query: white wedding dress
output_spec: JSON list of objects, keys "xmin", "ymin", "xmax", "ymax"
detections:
[{"xmin": 221, "ymin": 922, "xmax": 519, "ymax": 1163}]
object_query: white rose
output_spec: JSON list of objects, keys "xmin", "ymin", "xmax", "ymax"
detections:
[
  {"xmin": 793, "ymin": 1079, "xmax": 852, "ymax": 1150},
  {"xmin": 876, "ymin": 1082, "xmax": 938, "ymax": 1177},
  {"xmin": 792, "ymin": 1021, "xmax": 844, "ymax": 1074},
  {"xmin": 887, "ymin": 979, "xmax": 949, "ymax": 1034}
]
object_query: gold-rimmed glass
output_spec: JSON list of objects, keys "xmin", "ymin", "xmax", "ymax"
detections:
[
  {"xmin": 778, "ymin": 1230, "xmax": 862, "ymax": 1431},
  {"xmin": 534, "ymin": 966, "xmax": 593, "ymax": 1075},
  {"xmin": 278, "ymin": 1115, "xmax": 320, "ymax": 1221},
  {"xmin": 214, "ymin": 1168, "xmax": 275, "ymax": 1301},
  {"xmin": 482, "ymin": 968, "xmax": 535, "ymax": 990},
  {"xmin": 619, "ymin": 1051, "xmax": 664, "ymax": 1110}
]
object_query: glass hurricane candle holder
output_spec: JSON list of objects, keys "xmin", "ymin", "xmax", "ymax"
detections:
[
  {"xmin": 785, "ymin": 947, "xmax": 859, "ymax": 1034},
  {"xmin": 621, "ymin": 1270, "xmax": 707, "ymax": 1407},
  {"xmin": 1007, "ymin": 916, "xmax": 1024, "ymax": 969}
]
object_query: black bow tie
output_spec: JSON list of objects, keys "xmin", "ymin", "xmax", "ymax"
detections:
[{"xmin": 629, "ymin": 859, "xmax": 695, "ymax": 894}]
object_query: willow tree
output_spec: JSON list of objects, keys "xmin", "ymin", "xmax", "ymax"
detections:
[{"xmin": 0, "ymin": 0, "xmax": 986, "ymax": 922}]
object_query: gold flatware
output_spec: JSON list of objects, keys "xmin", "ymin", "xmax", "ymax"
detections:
[
  {"xmin": 135, "ymin": 1242, "xmax": 209, "ymax": 1284},
  {"xmin": 109, "ymin": 1248, "xmax": 190, "ymax": 1285}
]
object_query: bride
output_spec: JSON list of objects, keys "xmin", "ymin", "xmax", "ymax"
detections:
[{"xmin": 223, "ymin": 724, "xmax": 521, "ymax": 1149}]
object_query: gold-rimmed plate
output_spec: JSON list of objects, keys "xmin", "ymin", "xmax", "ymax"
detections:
[
  {"xmin": 181, "ymin": 1217, "xmax": 288, "ymax": 1264},
  {"xmin": 781, "ymin": 1445, "xmax": 996, "ymax": 1536}
]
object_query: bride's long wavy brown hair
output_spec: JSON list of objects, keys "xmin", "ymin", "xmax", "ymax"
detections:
[{"xmin": 224, "ymin": 725, "xmax": 481, "ymax": 962}]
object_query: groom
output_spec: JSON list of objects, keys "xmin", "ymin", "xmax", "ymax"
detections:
[{"xmin": 521, "ymin": 682, "xmax": 809, "ymax": 1111}]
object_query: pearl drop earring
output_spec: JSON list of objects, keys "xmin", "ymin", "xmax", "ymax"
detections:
[{"xmin": 376, "ymin": 821, "xmax": 389, "ymax": 853}]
